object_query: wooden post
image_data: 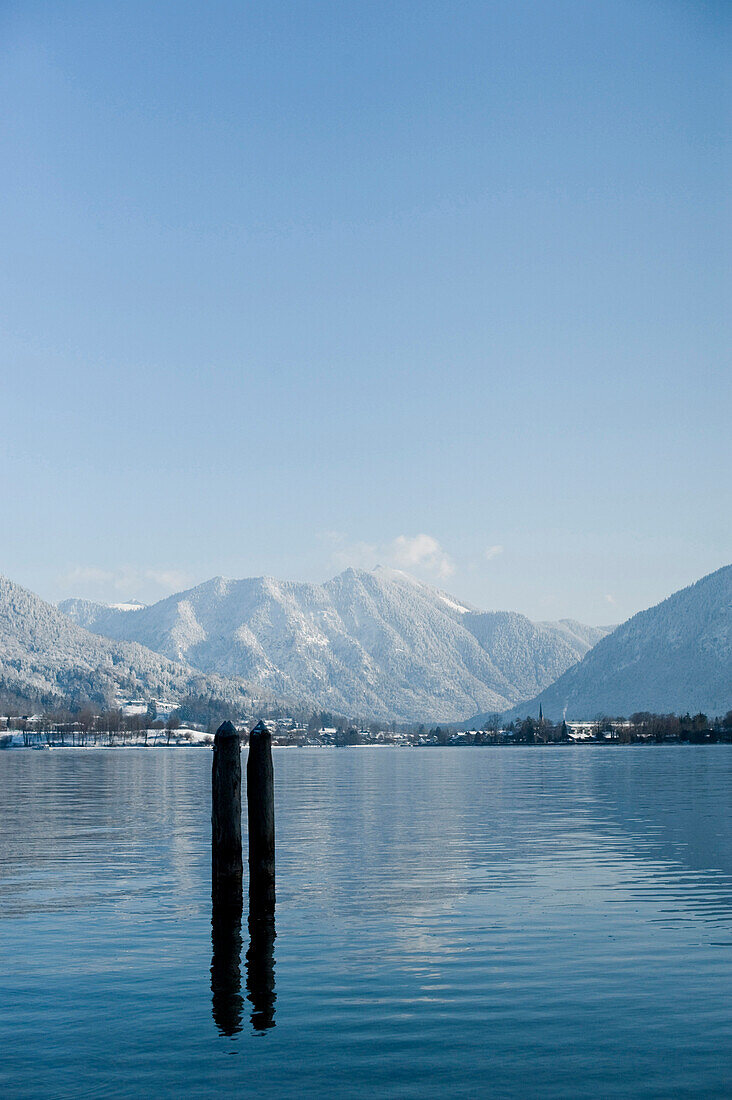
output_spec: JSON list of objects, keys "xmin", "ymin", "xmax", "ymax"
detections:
[
  {"xmin": 212, "ymin": 720, "xmax": 242, "ymax": 884},
  {"xmin": 210, "ymin": 721, "xmax": 244, "ymax": 1035},
  {"xmin": 247, "ymin": 720, "xmax": 275, "ymax": 907}
]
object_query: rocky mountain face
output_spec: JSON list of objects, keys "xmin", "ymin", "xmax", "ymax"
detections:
[
  {"xmin": 61, "ymin": 567, "xmax": 608, "ymax": 721},
  {"xmin": 486, "ymin": 564, "xmax": 732, "ymax": 724},
  {"xmin": 0, "ymin": 575, "xmax": 267, "ymax": 714}
]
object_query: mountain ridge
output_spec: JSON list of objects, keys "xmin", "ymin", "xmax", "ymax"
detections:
[{"xmin": 60, "ymin": 568, "xmax": 609, "ymax": 721}]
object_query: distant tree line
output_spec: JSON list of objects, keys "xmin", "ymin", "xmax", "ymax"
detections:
[
  {"xmin": 476, "ymin": 710, "xmax": 732, "ymax": 744},
  {"xmin": 409, "ymin": 709, "xmax": 732, "ymax": 746},
  {"xmin": 3, "ymin": 688, "xmax": 731, "ymax": 748}
]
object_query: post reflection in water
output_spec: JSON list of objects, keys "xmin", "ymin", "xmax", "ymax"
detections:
[
  {"xmin": 211, "ymin": 880, "xmax": 276, "ymax": 1036},
  {"xmin": 210, "ymin": 879, "xmax": 244, "ymax": 1036},
  {"xmin": 246, "ymin": 890, "xmax": 277, "ymax": 1032}
]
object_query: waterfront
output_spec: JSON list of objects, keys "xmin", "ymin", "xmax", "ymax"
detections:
[{"xmin": 1, "ymin": 746, "xmax": 730, "ymax": 1098}]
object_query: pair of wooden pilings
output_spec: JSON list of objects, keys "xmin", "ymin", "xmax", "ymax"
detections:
[
  {"xmin": 211, "ymin": 720, "xmax": 275, "ymax": 1035},
  {"xmin": 211, "ymin": 719, "xmax": 275, "ymax": 903}
]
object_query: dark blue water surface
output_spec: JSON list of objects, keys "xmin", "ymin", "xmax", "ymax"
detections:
[{"xmin": 1, "ymin": 746, "xmax": 730, "ymax": 1098}]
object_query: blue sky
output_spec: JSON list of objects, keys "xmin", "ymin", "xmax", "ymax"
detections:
[{"xmin": 1, "ymin": 0, "xmax": 729, "ymax": 624}]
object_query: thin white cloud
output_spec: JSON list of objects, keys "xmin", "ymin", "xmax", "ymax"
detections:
[
  {"xmin": 326, "ymin": 532, "xmax": 455, "ymax": 580},
  {"xmin": 392, "ymin": 533, "xmax": 455, "ymax": 578},
  {"xmin": 485, "ymin": 544, "xmax": 504, "ymax": 562},
  {"xmin": 605, "ymin": 593, "xmax": 616, "ymax": 605}
]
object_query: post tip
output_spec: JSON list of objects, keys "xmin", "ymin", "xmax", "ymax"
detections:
[
  {"xmin": 250, "ymin": 720, "xmax": 270, "ymax": 736},
  {"xmin": 215, "ymin": 721, "xmax": 238, "ymax": 737}
]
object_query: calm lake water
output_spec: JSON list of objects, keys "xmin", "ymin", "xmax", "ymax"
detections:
[{"xmin": 1, "ymin": 746, "xmax": 730, "ymax": 1098}]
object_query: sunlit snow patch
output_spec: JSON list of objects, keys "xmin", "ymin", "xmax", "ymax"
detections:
[{"xmin": 439, "ymin": 595, "xmax": 470, "ymax": 614}]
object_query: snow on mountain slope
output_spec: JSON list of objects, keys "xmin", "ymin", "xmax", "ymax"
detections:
[
  {"xmin": 461, "ymin": 611, "xmax": 609, "ymax": 703},
  {"xmin": 488, "ymin": 564, "xmax": 732, "ymax": 723},
  {"xmin": 0, "ymin": 576, "xmax": 267, "ymax": 712},
  {"xmin": 60, "ymin": 568, "xmax": 608, "ymax": 721}
]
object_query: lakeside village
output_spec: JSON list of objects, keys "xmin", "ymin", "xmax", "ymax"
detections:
[{"xmin": 2, "ymin": 698, "xmax": 731, "ymax": 749}]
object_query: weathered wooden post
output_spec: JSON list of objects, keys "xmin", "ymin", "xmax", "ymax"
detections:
[
  {"xmin": 245, "ymin": 719, "xmax": 276, "ymax": 1029},
  {"xmin": 212, "ymin": 720, "xmax": 242, "ymax": 884},
  {"xmin": 211, "ymin": 720, "xmax": 244, "ymax": 1035},
  {"xmin": 247, "ymin": 720, "xmax": 275, "ymax": 908}
]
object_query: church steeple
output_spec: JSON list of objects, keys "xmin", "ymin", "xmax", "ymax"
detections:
[{"xmin": 539, "ymin": 703, "xmax": 544, "ymax": 724}]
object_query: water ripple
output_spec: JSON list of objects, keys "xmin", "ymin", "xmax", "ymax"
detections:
[{"xmin": 0, "ymin": 746, "xmax": 730, "ymax": 1098}]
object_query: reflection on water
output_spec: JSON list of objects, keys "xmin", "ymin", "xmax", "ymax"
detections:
[
  {"xmin": 0, "ymin": 747, "xmax": 731, "ymax": 1098},
  {"xmin": 246, "ymin": 898, "xmax": 276, "ymax": 1031},
  {"xmin": 211, "ymin": 878, "xmax": 276, "ymax": 1036},
  {"xmin": 210, "ymin": 878, "xmax": 244, "ymax": 1036}
]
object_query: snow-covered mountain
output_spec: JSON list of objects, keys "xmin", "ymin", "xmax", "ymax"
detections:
[
  {"xmin": 60, "ymin": 597, "xmax": 145, "ymax": 631},
  {"xmin": 0, "ymin": 575, "xmax": 269, "ymax": 714},
  {"xmin": 485, "ymin": 564, "xmax": 732, "ymax": 723},
  {"xmin": 60, "ymin": 568, "xmax": 609, "ymax": 721}
]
